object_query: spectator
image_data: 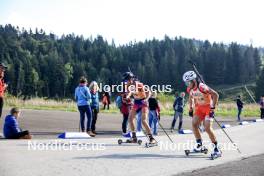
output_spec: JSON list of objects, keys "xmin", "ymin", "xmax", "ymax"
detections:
[
  {"xmin": 136, "ymin": 111, "xmax": 142, "ymax": 132},
  {"xmin": 90, "ymin": 81, "xmax": 100, "ymax": 134},
  {"xmin": 148, "ymin": 91, "xmax": 160, "ymax": 136},
  {"xmin": 74, "ymin": 76, "xmax": 95, "ymax": 137},
  {"xmin": 171, "ymin": 92, "xmax": 185, "ymax": 133},
  {"xmin": 3, "ymin": 107, "xmax": 32, "ymax": 139},
  {"xmin": 120, "ymin": 92, "xmax": 132, "ymax": 134},
  {"xmin": 102, "ymin": 91, "xmax": 111, "ymax": 110},
  {"xmin": 0, "ymin": 63, "xmax": 8, "ymax": 118},
  {"xmin": 260, "ymin": 95, "xmax": 264, "ymax": 119},
  {"xmin": 236, "ymin": 95, "xmax": 244, "ymax": 122}
]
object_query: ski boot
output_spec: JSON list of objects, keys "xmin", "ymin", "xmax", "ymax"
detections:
[
  {"xmin": 145, "ymin": 134, "xmax": 158, "ymax": 148},
  {"xmin": 210, "ymin": 148, "xmax": 222, "ymax": 160}
]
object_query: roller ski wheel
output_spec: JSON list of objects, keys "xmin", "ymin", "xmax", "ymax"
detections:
[
  {"xmin": 210, "ymin": 151, "xmax": 222, "ymax": 160},
  {"xmin": 118, "ymin": 138, "xmax": 142, "ymax": 145},
  {"xmin": 127, "ymin": 139, "xmax": 143, "ymax": 145},
  {"xmin": 184, "ymin": 150, "xmax": 190, "ymax": 156},
  {"xmin": 118, "ymin": 139, "xmax": 123, "ymax": 145},
  {"xmin": 184, "ymin": 147, "xmax": 208, "ymax": 156}
]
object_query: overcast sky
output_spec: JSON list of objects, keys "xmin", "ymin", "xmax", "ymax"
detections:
[{"xmin": 0, "ymin": 0, "xmax": 263, "ymax": 46}]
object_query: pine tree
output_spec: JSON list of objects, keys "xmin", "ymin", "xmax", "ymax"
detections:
[{"xmin": 255, "ymin": 68, "xmax": 264, "ymax": 99}]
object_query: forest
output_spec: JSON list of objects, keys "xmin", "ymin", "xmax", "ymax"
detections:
[{"xmin": 0, "ymin": 24, "xmax": 263, "ymax": 99}]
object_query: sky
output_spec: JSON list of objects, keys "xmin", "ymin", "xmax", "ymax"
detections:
[{"xmin": 0, "ymin": 0, "xmax": 264, "ymax": 46}]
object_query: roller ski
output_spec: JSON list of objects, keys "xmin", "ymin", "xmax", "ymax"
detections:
[
  {"xmin": 118, "ymin": 137, "xmax": 142, "ymax": 145},
  {"xmin": 145, "ymin": 134, "xmax": 158, "ymax": 148},
  {"xmin": 210, "ymin": 148, "xmax": 222, "ymax": 160},
  {"xmin": 118, "ymin": 132, "xmax": 143, "ymax": 145},
  {"xmin": 185, "ymin": 144, "xmax": 208, "ymax": 156}
]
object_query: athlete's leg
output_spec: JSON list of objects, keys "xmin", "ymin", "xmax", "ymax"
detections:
[
  {"xmin": 204, "ymin": 117, "xmax": 220, "ymax": 153},
  {"xmin": 192, "ymin": 116, "xmax": 204, "ymax": 150},
  {"xmin": 141, "ymin": 107, "xmax": 152, "ymax": 134},
  {"xmin": 192, "ymin": 116, "xmax": 202, "ymax": 140},
  {"xmin": 129, "ymin": 108, "xmax": 137, "ymax": 132},
  {"xmin": 203, "ymin": 118, "xmax": 216, "ymax": 143}
]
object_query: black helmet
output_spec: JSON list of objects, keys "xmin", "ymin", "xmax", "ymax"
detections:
[{"xmin": 122, "ymin": 71, "xmax": 135, "ymax": 81}]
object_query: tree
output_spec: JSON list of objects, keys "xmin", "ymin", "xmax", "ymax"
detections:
[
  {"xmin": 63, "ymin": 63, "xmax": 73, "ymax": 97},
  {"xmin": 0, "ymin": 24, "xmax": 262, "ymax": 98},
  {"xmin": 255, "ymin": 68, "xmax": 264, "ymax": 99},
  {"xmin": 253, "ymin": 48, "xmax": 262, "ymax": 76},
  {"xmin": 32, "ymin": 68, "xmax": 40, "ymax": 96}
]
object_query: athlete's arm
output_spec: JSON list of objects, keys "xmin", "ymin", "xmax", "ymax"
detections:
[
  {"xmin": 188, "ymin": 93, "xmax": 194, "ymax": 117},
  {"xmin": 145, "ymin": 87, "xmax": 151, "ymax": 100},
  {"xmin": 188, "ymin": 93, "xmax": 193, "ymax": 110},
  {"xmin": 126, "ymin": 91, "xmax": 133, "ymax": 99},
  {"xmin": 126, "ymin": 83, "xmax": 135, "ymax": 99},
  {"xmin": 208, "ymin": 87, "xmax": 219, "ymax": 108}
]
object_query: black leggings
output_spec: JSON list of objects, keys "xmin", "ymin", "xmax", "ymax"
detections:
[
  {"xmin": 0, "ymin": 97, "xmax": 3, "ymax": 118},
  {"xmin": 103, "ymin": 103, "xmax": 109, "ymax": 110},
  {"xmin": 7, "ymin": 130, "xmax": 29, "ymax": 139},
  {"xmin": 91, "ymin": 108, "xmax": 99, "ymax": 131},
  {"xmin": 122, "ymin": 114, "xmax": 129, "ymax": 133},
  {"xmin": 261, "ymin": 109, "xmax": 264, "ymax": 119}
]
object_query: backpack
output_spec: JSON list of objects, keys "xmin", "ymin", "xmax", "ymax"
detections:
[{"xmin": 115, "ymin": 96, "xmax": 122, "ymax": 109}]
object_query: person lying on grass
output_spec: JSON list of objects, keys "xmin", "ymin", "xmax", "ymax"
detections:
[{"xmin": 3, "ymin": 107, "xmax": 32, "ymax": 139}]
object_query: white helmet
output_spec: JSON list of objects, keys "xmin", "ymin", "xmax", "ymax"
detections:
[{"xmin": 183, "ymin": 71, "xmax": 197, "ymax": 82}]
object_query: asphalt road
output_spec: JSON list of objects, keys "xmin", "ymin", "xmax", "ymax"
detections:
[
  {"xmin": 1, "ymin": 109, "xmax": 263, "ymax": 176},
  {"xmin": 177, "ymin": 154, "xmax": 264, "ymax": 176},
  {"xmin": 0, "ymin": 116, "xmax": 263, "ymax": 176},
  {"xmin": 0, "ymin": 108, "xmax": 253, "ymax": 139}
]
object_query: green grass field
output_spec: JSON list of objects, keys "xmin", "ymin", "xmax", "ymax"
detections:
[{"xmin": 4, "ymin": 94, "xmax": 261, "ymax": 118}]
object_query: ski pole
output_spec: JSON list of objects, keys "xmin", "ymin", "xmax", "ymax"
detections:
[
  {"xmin": 158, "ymin": 120, "xmax": 174, "ymax": 143},
  {"xmin": 156, "ymin": 111, "xmax": 174, "ymax": 143},
  {"xmin": 213, "ymin": 115, "xmax": 241, "ymax": 153}
]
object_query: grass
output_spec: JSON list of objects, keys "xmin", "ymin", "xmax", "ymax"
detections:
[
  {"xmin": 160, "ymin": 103, "xmax": 260, "ymax": 117},
  {"xmin": 4, "ymin": 94, "xmax": 261, "ymax": 118},
  {"xmin": 5, "ymin": 96, "xmax": 77, "ymax": 112}
]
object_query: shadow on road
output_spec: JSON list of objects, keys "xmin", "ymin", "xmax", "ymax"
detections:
[{"xmin": 73, "ymin": 153, "xmax": 208, "ymax": 160}]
